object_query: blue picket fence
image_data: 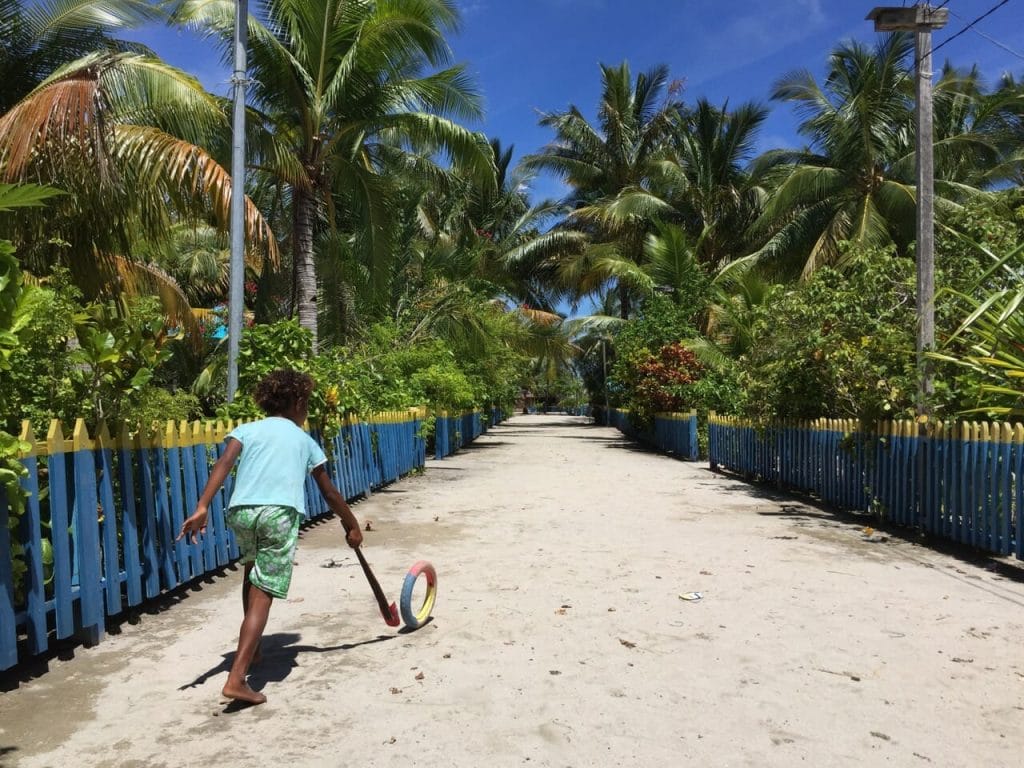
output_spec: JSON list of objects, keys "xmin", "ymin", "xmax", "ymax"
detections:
[
  {"xmin": 433, "ymin": 409, "xmax": 505, "ymax": 460},
  {"xmin": 609, "ymin": 409, "xmax": 700, "ymax": 460},
  {"xmin": 708, "ymin": 414, "xmax": 1024, "ymax": 561},
  {"xmin": 0, "ymin": 410, "xmax": 426, "ymax": 671}
]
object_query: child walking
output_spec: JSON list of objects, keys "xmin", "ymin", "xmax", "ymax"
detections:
[{"xmin": 177, "ymin": 369, "xmax": 363, "ymax": 705}]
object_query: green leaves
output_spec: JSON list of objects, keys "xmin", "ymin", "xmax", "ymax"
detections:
[
  {"xmin": 933, "ymin": 216, "xmax": 1024, "ymax": 416},
  {"xmin": 757, "ymin": 32, "xmax": 994, "ymax": 278},
  {"xmin": 0, "ymin": 182, "xmax": 64, "ymax": 212},
  {"xmin": 737, "ymin": 246, "xmax": 920, "ymax": 424}
]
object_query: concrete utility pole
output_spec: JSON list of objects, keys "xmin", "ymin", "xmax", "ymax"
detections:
[
  {"xmin": 867, "ymin": 4, "xmax": 949, "ymax": 417},
  {"xmin": 226, "ymin": 0, "xmax": 249, "ymax": 403}
]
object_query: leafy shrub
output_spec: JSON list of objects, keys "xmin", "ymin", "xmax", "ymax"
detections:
[
  {"xmin": 607, "ymin": 295, "xmax": 734, "ymax": 426},
  {"xmin": 735, "ymin": 245, "xmax": 987, "ymax": 423},
  {"xmin": 410, "ymin": 364, "xmax": 476, "ymax": 411}
]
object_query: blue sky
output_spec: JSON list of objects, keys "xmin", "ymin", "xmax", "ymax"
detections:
[{"xmin": 134, "ymin": 0, "xmax": 1024, "ymax": 204}]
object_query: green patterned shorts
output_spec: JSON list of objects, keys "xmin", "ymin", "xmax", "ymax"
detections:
[{"xmin": 227, "ymin": 505, "xmax": 302, "ymax": 599}]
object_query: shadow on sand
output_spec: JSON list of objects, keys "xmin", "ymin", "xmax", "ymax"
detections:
[{"xmin": 180, "ymin": 631, "xmax": 401, "ymax": 712}]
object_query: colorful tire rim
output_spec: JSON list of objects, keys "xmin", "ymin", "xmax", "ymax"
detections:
[{"xmin": 400, "ymin": 560, "xmax": 437, "ymax": 629}]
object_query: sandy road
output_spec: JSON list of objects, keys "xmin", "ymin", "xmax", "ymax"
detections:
[{"xmin": 1, "ymin": 414, "xmax": 1023, "ymax": 767}]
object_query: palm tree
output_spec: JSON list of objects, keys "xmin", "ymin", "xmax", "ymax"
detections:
[
  {"xmin": 177, "ymin": 0, "xmax": 495, "ymax": 347},
  {"xmin": 0, "ymin": 50, "xmax": 275, "ymax": 320},
  {"xmin": 756, "ymin": 33, "xmax": 993, "ymax": 279},
  {"xmin": 956, "ymin": 71, "xmax": 1024, "ymax": 187},
  {"xmin": 525, "ymin": 61, "xmax": 681, "ymax": 318},
  {"xmin": 0, "ymin": 0, "xmax": 161, "ymax": 112},
  {"xmin": 382, "ymin": 139, "xmax": 579, "ymax": 367},
  {"xmin": 660, "ymin": 98, "xmax": 770, "ymax": 271},
  {"xmin": 417, "ymin": 139, "xmax": 586, "ymax": 311},
  {"xmin": 141, "ymin": 222, "xmax": 234, "ymax": 307},
  {"xmin": 931, "ymin": 226, "xmax": 1024, "ymax": 416}
]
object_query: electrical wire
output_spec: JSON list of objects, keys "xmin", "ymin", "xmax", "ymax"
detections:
[
  {"xmin": 931, "ymin": 0, "xmax": 1013, "ymax": 58},
  {"xmin": 950, "ymin": 8, "xmax": 1024, "ymax": 60}
]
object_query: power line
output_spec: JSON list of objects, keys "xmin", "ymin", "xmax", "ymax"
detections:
[
  {"xmin": 931, "ymin": 0, "xmax": 1013, "ymax": 58},
  {"xmin": 950, "ymin": 8, "xmax": 1024, "ymax": 60}
]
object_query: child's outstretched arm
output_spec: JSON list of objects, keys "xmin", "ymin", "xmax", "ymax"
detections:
[
  {"xmin": 312, "ymin": 465, "xmax": 363, "ymax": 548},
  {"xmin": 177, "ymin": 438, "xmax": 243, "ymax": 543}
]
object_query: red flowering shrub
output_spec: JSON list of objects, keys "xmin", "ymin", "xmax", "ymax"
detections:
[{"xmin": 632, "ymin": 342, "xmax": 702, "ymax": 415}]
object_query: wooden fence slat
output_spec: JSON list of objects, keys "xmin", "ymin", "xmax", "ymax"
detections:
[
  {"xmin": 1016, "ymin": 425, "xmax": 1024, "ymax": 560},
  {"xmin": 195, "ymin": 423, "xmax": 226, "ymax": 567},
  {"xmin": 178, "ymin": 422, "xmax": 207, "ymax": 572},
  {"xmin": 985, "ymin": 424, "xmax": 998, "ymax": 553},
  {"xmin": 95, "ymin": 422, "xmax": 122, "ymax": 617},
  {"xmin": 997, "ymin": 425, "xmax": 1012, "ymax": 555},
  {"xmin": 163, "ymin": 422, "xmax": 191, "ymax": 583},
  {"xmin": 941, "ymin": 423, "xmax": 951, "ymax": 537},
  {"xmin": 0, "ymin": 486, "xmax": 18, "ymax": 668},
  {"xmin": 71, "ymin": 420, "xmax": 104, "ymax": 645},
  {"xmin": 18, "ymin": 422, "xmax": 47, "ymax": 654},
  {"xmin": 47, "ymin": 421, "xmax": 74, "ymax": 639},
  {"xmin": 117, "ymin": 424, "xmax": 144, "ymax": 607},
  {"xmin": 135, "ymin": 429, "xmax": 163, "ymax": 598}
]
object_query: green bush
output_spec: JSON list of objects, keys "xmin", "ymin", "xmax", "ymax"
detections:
[
  {"xmin": 410, "ymin": 364, "xmax": 476, "ymax": 411},
  {"xmin": 606, "ymin": 295, "xmax": 737, "ymax": 427},
  {"xmin": 738, "ymin": 247, "xmax": 918, "ymax": 423}
]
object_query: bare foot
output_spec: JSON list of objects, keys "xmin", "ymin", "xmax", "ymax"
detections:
[{"xmin": 222, "ymin": 681, "xmax": 267, "ymax": 705}]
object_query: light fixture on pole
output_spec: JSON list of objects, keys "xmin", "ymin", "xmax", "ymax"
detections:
[
  {"xmin": 226, "ymin": 0, "xmax": 249, "ymax": 403},
  {"xmin": 867, "ymin": 4, "xmax": 948, "ymax": 417}
]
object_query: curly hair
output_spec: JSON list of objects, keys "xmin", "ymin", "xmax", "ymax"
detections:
[{"xmin": 254, "ymin": 369, "xmax": 315, "ymax": 416}]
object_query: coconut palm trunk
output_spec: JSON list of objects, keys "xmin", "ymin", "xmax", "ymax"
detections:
[{"xmin": 293, "ymin": 187, "xmax": 318, "ymax": 347}]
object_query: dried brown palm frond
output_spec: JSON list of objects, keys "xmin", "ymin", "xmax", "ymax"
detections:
[
  {"xmin": 111, "ymin": 255, "xmax": 203, "ymax": 345},
  {"xmin": 113, "ymin": 126, "xmax": 277, "ymax": 266},
  {"xmin": 0, "ymin": 51, "xmax": 278, "ymax": 295}
]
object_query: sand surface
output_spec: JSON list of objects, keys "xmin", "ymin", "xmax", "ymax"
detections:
[{"xmin": 1, "ymin": 414, "xmax": 1023, "ymax": 767}]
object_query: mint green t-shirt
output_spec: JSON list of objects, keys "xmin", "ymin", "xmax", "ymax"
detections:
[{"xmin": 226, "ymin": 417, "xmax": 327, "ymax": 515}]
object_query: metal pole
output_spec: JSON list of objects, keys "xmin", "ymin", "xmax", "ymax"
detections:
[
  {"xmin": 602, "ymin": 338, "xmax": 610, "ymax": 424},
  {"xmin": 226, "ymin": 0, "xmax": 248, "ymax": 403},
  {"xmin": 915, "ymin": 24, "xmax": 936, "ymax": 416}
]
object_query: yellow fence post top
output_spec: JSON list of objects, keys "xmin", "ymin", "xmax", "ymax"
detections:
[
  {"xmin": 45, "ymin": 419, "xmax": 66, "ymax": 455},
  {"xmin": 95, "ymin": 420, "xmax": 114, "ymax": 450},
  {"xmin": 18, "ymin": 420, "xmax": 37, "ymax": 458},
  {"xmin": 176, "ymin": 420, "xmax": 192, "ymax": 447},
  {"xmin": 72, "ymin": 418, "xmax": 92, "ymax": 451}
]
